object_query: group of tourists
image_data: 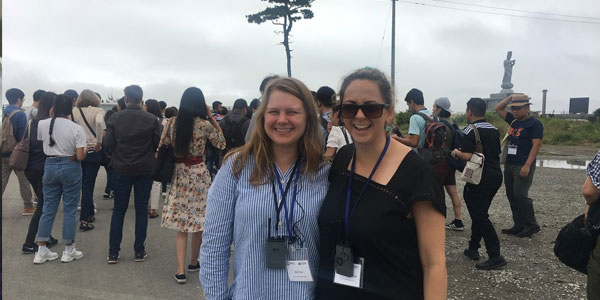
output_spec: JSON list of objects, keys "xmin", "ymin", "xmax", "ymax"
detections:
[{"xmin": 2, "ymin": 66, "xmax": 598, "ymax": 299}]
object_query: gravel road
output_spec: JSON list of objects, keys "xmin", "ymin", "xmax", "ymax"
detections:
[{"xmin": 446, "ymin": 145, "xmax": 598, "ymax": 300}]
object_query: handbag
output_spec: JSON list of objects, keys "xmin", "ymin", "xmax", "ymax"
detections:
[
  {"xmin": 9, "ymin": 120, "xmax": 31, "ymax": 171},
  {"xmin": 499, "ymin": 120, "xmax": 516, "ymax": 164},
  {"xmin": 554, "ymin": 200, "xmax": 600, "ymax": 274},
  {"xmin": 459, "ymin": 124, "xmax": 484, "ymax": 185},
  {"xmin": 153, "ymin": 118, "xmax": 175, "ymax": 183}
]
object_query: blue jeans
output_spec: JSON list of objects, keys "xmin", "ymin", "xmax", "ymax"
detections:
[
  {"xmin": 109, "ymin": 172, "xmax": 152, "ymax": 254},
  {"xmin": 37, "ymin": 157, "xmax": 82, "ymax": 244},
  {"xmin": 81, "ymin": 151, "xmax": 102, "ymax": 221},
  {"xmin": 104, "ymin": 167, "xmax": 114, "ymax": 194}
]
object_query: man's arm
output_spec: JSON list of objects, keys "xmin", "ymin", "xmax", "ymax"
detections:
[
  {"xmin": 520, "ymin": 138, "xmax": 542, "ymax": 178},
  {"xmin": 583, "ymin": 176, "xmax": 600, "ymax": 205},
  {"xmin": 14, "ymin": 112, "xmax": 27, "ymax": 142},
  {"xmin": 394, "ymin": 134, "xmax": 419, "ymax": 147},
  {"xmin": 103, "ymin": 118, "xmax": 116, "ymax": 152},
  {"xmin": 495, "ymin": 95, "xmax": 512, "ymax": 120}
]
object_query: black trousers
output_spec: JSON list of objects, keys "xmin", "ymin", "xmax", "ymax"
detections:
[
  {"xmin": 464, "ymin": 175, "xmax": 503, "ymax": 258},
  {"xmin": 24, "ymin": 169, "xmax": 44, "ymax": 246}
]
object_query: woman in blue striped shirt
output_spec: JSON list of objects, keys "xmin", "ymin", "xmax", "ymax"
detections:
[{"xmin": 200, "ymin": 77, "xmax": 330, "ymax": 300}]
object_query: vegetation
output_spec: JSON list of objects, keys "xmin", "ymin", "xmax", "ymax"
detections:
[
  {"xmin": 394, "ymin": 111, "xmax": 600, "ymax": 147},
  {"xmin": 246, "ymin": 0, "xmax": 315, "ymax": 77}
]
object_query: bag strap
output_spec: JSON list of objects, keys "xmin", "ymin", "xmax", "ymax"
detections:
[
  {"xmin": 468, "ymin": 124, "xmax": 483, "ymax": 153},
  {"xmin": 159, "ymin": 117, "xmax": 175, "ymax": 147},
  {"xmin": 341, "ymin": 126, "xmax": 350, "ymax": 145},
  {"xmin": 416, "ymin": 112, "xmax": 431, "ymax": 122},
  {"xmin": 78, "ymin": 107, "xmax": 96, "ymax": 138},
  {"xmin": 5, "ymin": 110, "xmax": 19, "ymax": 120}
]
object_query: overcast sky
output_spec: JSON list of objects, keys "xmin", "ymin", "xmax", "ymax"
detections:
[{"xmin": 2, "ymin": 0, "xmax": 599, "ymax": 114}]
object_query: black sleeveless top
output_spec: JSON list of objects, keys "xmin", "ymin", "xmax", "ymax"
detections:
[{"xmin": 315, "ymin": 145, "xmax": 446, "ymax": 300}]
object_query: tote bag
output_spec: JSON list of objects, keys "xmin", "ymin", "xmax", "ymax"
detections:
[
  {"xmin": 459, "ymin": 124, "xmax": 484, "ymax": 185},
  {"xmin": 9, "ymin": 121, "xmax": 31, "ymax": 171}
]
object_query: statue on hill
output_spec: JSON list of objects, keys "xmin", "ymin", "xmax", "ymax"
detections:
[{"xmin": 501, "ymin": 51, "xmax": 515, "ymax": 90}]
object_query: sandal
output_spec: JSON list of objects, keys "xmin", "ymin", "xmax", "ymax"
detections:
[
  {"xmin": 148, "ymin": 210, "xmax": 159, "ymax": 219},
  {"xmin": 79, "ymin": 221, "xmax": 95, "ymax": 232}
]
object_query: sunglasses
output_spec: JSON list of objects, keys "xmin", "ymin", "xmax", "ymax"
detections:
[
  {"xmin": 510, "ymin": 106, "xmax": 526, "ymax": 111},
  {"xmin": 340, "ymin": 103, "xmax": 389, "ymax": 119}
]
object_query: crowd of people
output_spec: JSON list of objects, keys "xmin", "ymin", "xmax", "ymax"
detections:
[{"xmin": 2, "ymin": 66, "xmax": 599, "ymax": 299}]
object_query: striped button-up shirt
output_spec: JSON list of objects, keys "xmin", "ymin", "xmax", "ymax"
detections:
[{"xmin": 200, "ymin": 154, "xmax": 330, "ymax": 300}]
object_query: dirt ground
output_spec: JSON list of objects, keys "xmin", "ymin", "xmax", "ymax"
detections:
[{"xmin": 445, "ymin": 144, "xmax": 598, "ymax": 300}]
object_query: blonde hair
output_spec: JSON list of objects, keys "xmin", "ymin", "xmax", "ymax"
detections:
[
  {"xmin": 225, "ymin": 77, "xmax": 323, "ymax": 185},
  {"xmin": 76, "ymin": 89, "xmax": 101, "ymax": 107}
]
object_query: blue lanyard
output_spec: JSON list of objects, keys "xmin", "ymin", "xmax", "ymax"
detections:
[
  {"xmin": 344, "ymin": 136, "xmax": 390, "ymax": 239},
  {"xmin": 273, "ymin": 157, "xmax": 302, "ymax": 243}
]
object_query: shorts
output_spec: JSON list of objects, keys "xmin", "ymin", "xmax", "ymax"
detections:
[{"xmin": 433, "ymin": 160, "xmax": 456, "ymax": 186}]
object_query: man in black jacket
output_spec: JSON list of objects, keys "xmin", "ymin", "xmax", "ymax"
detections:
[
  {"xmin": 451, "ymin": 98, "xmax": 507, "ymax": 270},
  {"xmin": 219, "ymin": 98, "xmax": 250, "ymax": 154},
  {"xmin": 103, "ymin": 85, "xmax": 160, "ymax": 264}
]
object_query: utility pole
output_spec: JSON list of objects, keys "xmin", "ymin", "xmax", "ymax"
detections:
[{"xmin": 391, "ymin": 0, "xmax": 396, "ymax": 91}]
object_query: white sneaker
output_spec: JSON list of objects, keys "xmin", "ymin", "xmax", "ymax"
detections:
[
  {"xmin": 33, "ymin": 250, "xmax": 59, "ymax": 264},
  {"xmin": 61, "ymin": 248, "xmax": 84, "ymax": 263}
]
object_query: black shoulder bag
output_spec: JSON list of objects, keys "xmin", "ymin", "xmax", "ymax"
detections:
[{"xmin": 554, "ymin": 198, "xmax": 600, "ymax": 274}]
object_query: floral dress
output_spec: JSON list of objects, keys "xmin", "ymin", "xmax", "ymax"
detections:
[{"xmin": 160, "ymin": 117, "xmax": 226, "ymax": 232}]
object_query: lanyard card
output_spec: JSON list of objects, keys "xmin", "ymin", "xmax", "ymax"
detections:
[
  {"xmin": 286, "ymin": 245, "xmax": 313, "ymax": 282},
  {"xmin": 266, "ymin": 236, "xmax": 287, "ymax": 269},
  {"xmin": 333, "ymin": 257, "xmax": 364, "ymax": 288},
  {"xmin": 507, "ymin": 145, "xmax": 518, "ymax": 155}
]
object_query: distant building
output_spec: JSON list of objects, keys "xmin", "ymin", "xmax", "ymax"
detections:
[{"xmin": 569, "ymin": 97, "xmax": 589, "ymax": 114}]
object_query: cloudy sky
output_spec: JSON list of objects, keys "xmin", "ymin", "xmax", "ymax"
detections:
[{"xmin": 2, "ymin": 0, "xmax": 599, "ymax": 114}]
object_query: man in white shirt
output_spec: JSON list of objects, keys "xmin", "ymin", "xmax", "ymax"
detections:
[{"xmin": 25, "ymin": 90, "xmax": 45, "ymax": 121}]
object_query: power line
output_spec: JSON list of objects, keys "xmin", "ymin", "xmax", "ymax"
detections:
[
  {"xmin": 431, "ymin": 0, "xmax": 600, "ymax": 20},
  {"xmin": 396, "ymin": 0, "xmax": 600, "ymax": 25},
  {"xmin": 376, "ymin": 1, "xmax": 393, "ymax": 68}
]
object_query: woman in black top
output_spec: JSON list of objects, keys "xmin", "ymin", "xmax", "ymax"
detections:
[
  {"xmin": 21, "ymin": 92, "xmax": 58, "ymax": 254},
  {"xmin": 316, "ymin": 68, "xmax": 447, "ymax": 300}
]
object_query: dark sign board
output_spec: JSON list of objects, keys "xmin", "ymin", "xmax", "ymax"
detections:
[{"xmin": 569, "ymin": 98, "xmax": 589, "ymax": 114}]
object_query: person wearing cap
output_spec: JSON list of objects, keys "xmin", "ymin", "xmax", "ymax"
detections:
[
  {"xmin": 495, "ymin": 93, "xmax": 543, "ymax": 238},
  {"xmin": 395, "ymin": 88, "xmax": 432, "ymax": 148},
  {"xmin": 432, "ymin": 97, "xmax": 465, "ymax": 231}
]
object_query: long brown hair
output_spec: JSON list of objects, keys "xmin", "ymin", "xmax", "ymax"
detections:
[{"xmin": 225, "ymin": 77, "xmax": 323, "ymax": 185}]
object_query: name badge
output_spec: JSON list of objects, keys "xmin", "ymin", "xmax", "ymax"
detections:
[
  {"xmin": 286, "ymin": 260, "xmax": 313, "ymax": 282},
  {"xmin": 333, "ymin": 257, "xmax": 364, "ymax": 288},
  {"xmin": 507, "ymin": 145, "xmax": 518, "ymax": 155},
  {"xmin": 266, "ymin": 237, "xmax": 287, "ymax": 269}
]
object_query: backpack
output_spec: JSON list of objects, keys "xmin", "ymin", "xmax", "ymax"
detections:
[
  {"xmin": 1, "ymin": 110, "xmax": 20, "ymax": 154},
  {"xmin": 415, "ymin": 112, "xmax": 448, "ymax": 165},
  {"xmin": 221, "ymin": 115, "xmax": 248, "ymax": 152},
  {"xmin": 439, "ymin": 119, "xmax": 466, "ymax": 171}
]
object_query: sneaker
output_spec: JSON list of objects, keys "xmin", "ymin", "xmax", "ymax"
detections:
[
  {"xmin": 174, "ymin": 273, "xmax": 187, "ymax": 284},
  {"xmin": 107, "ymin": 253, "xmax": 120, "ymax": 264},
  {"xmin": 516, "ymin": 227, "xmax": 541, "ymax": 238},
  {"xmin": 134, "ymin": 251, "xmax": 148, "ymax": 262},
  {"xmin": 463, "ymin": 248, "xmax": 480, "ymax": 261},
  {"xmin": 501, "ymin": 226, "xmax": 525, "ymax": 235},
  {"xmin": 22, "ymin": 207, "xmax": 35, "ymax": 216},
  {"xmin": 22, "ymin": 244, "xmax": 39, "ymax": 254},
  {"xmin": 33, "ymin": 250, "xmax": 59, "ymax": 264},
  {"xmin": 61, "ymin": 248, "xmax": 84, "ymax": 263},
  {"xmin": 46, "ymin": 236, "xmax": 59, "ymax": 247},
  {"xmin": 445, "ymin": 219, "xmax": 465, "ymax": 231},
  {"xmin": 187, "ymin": 262, "xmax": 200, "ymax": 272},
  {"xmin": 475, "ymin": 256, "xmax": 507, "ymax": 270},
  {"xmin": 103, "ymin": 192, "xmax": 111, "ymax": 199}
]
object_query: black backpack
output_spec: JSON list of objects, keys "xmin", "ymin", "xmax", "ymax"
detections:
[
  {"xmin": 221, "ymin": 115, "xmax": 248, "ymax": 152},
  {"xmin": 415, "ymin": 112, "xmax": 447, "ymax": 165}
]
